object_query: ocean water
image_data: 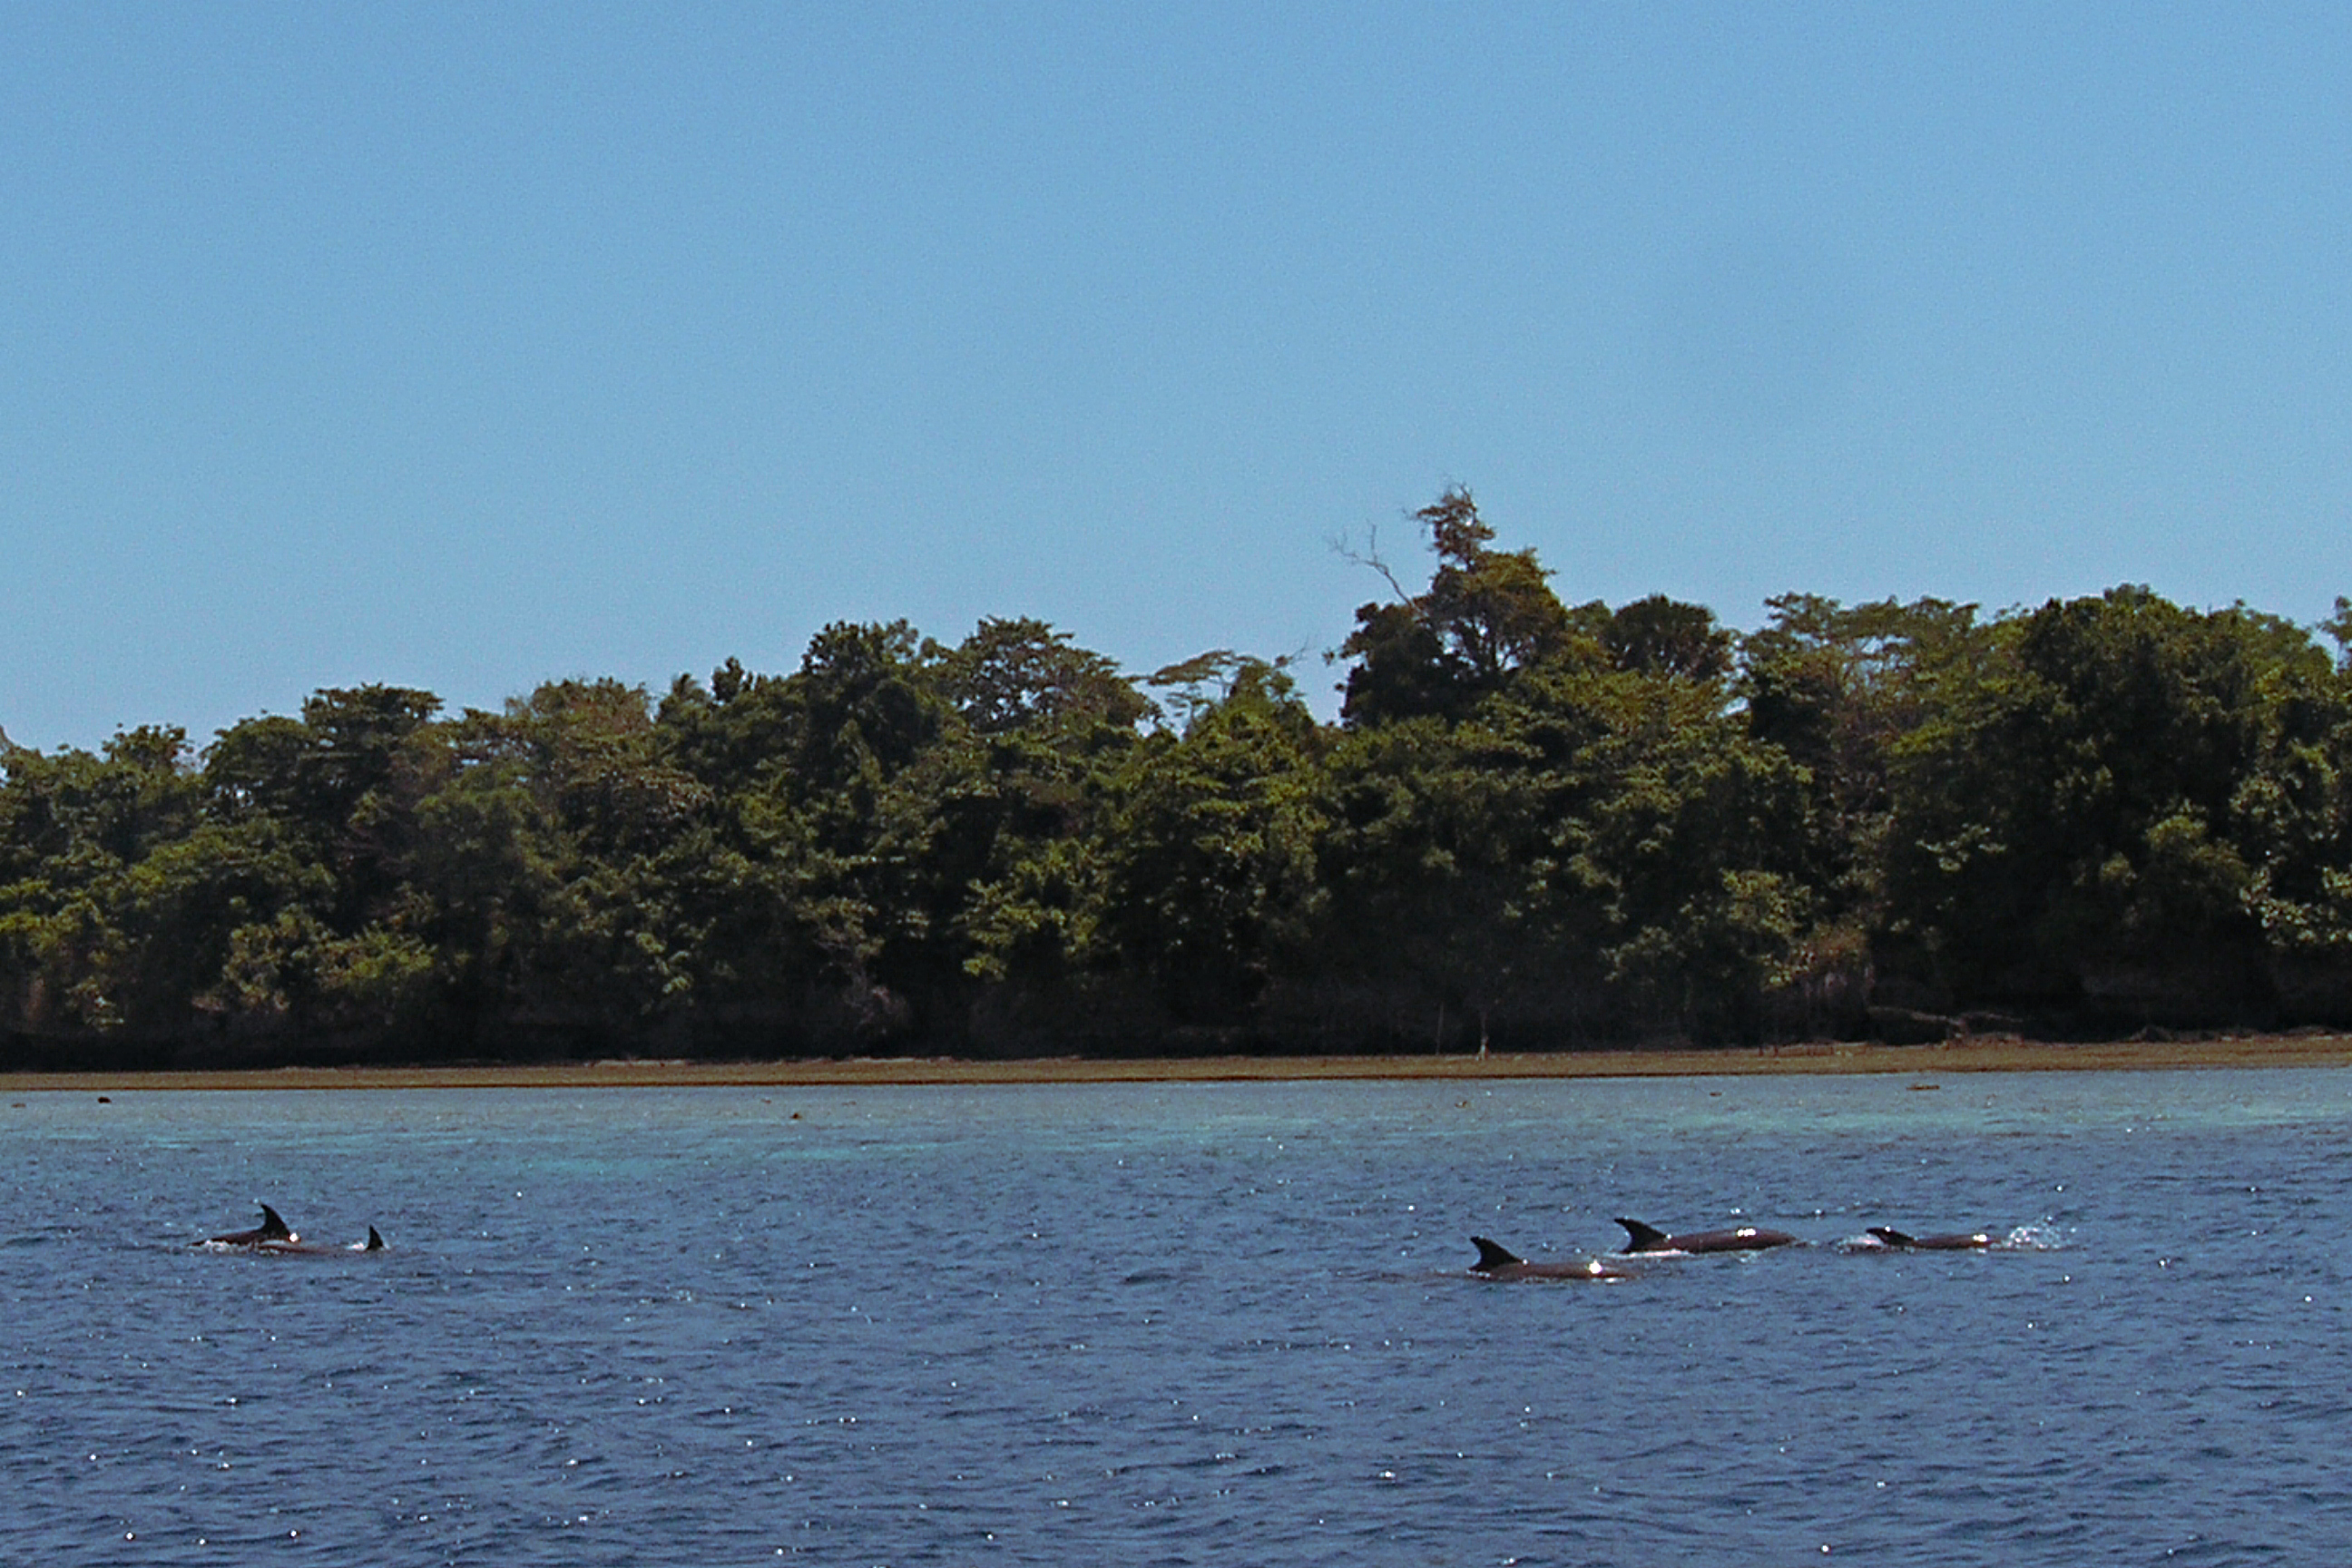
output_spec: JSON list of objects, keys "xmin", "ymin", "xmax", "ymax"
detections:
[{"xmin": 4, "ymin": 1069, "xmax": 2348, "ymax": 1566}]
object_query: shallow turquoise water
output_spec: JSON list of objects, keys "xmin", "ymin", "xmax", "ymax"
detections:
[{"xmin": 5, "ymin": 1069, "xmax": 2348, "ymax": 1564}]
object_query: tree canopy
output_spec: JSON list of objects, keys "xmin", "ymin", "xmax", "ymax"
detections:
[{"xmin": 9, "ymin": 495, "xmax": 2352, "ymax": 1068}]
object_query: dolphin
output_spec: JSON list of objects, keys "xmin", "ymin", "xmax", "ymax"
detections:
[
  {"xmin": 1867, "ymin": 1225, "xmax": 1994, "ymax": 1251},
  {"xmin": 1615, "ymin": 1217, "xmax": 1798, "ymax": 1255},
  {"xmin": 201, "ymin": 1206, "xmax": 385, "ymax": 1254},
  {"xmin": 206, "ymin": 1203, "xmax": 295, "ymax": 1248},
  {"xmin": 264, "ymin": 1226, "xmax": 386, "ymax": 1256},
  {"xmin": 1469, "ymin": 1236, "xmax": 1635, "ymax": 1280}
]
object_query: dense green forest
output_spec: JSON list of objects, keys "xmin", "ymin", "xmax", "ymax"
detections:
[{"xmin": 9, "ymin": 490, "xmax": 2352, "ymax": 1068}]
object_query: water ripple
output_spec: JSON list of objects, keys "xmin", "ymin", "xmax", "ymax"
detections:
[{"xmin": 5, "ymin": 1071, "xmax": 2352, "ymax": 1563}]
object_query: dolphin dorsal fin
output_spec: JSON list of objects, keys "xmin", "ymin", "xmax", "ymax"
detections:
[
  {"xmin": 258, "ymin": 1204, "xmax": 291, "ymax": 1241},
  {"xmin": 1470, "ymin": 1236, "xmax": 1522, "ymax": 1271},
  {"xmin": 1615, "ymin": 1218, "xmax": 1669, "ymax": 1251},
  {"xmin": 365, "ymin": 1227, "xmax": 385, "ymax": 1251},
  {"xmin": 1868, "ymin": 1226, "xmax": 1916, "ymax": 1247}
]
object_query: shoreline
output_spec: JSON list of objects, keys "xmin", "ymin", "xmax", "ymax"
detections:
[{"xmin": 8, "ymin": 1034, "xmax": 2352, "ymax": 1093}]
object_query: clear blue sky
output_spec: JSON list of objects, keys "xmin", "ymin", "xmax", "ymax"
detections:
[{"xmin": 6, "ymin": 3, "xmax": 2350, "ymax": 751}]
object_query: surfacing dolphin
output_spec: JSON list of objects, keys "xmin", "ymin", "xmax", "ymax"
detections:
[
  {"xmin": 201, "ymin": 1205, "xmax": 385, "ymax": 1254},
  {"xmin": 1469, "ymin": 1236, "xmax": 1636, "ymax": 1281},
  {"xmin": 206, "ymin": 1203, "xmax": 295, "ymax": 1248},
  {"xmin": 1867, "ymin": 1225, "xmax": 1994, "ymax": 1251},
  {"xmin": 1615, "ymin": 1217, "xmax": 1798, "ymax": 1255}
]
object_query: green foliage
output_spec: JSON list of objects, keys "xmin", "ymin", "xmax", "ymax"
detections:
[
  {"xmin": 1097, "ymin": 659, "xmax": 1324, "ymax": 1024},
  {"xmin": 1740, "ymin": 593, "xmax": 1987, "ymax": 946},
  {"xmin": 1603, "ymin": 595, "xmax": 1734, "ymax": 682},
  {"xmin": 1337, "ymin": 487, "xmax": 1583, "ymax": 724},
  {"xmin": 929, "ymin": 616, "xmax": 1148, "ymax": 739},
  {"xmin": 1883, "ymin": 588, "xmax": 2346, "ymax": 1015},
  {"xmin": 9, "ymin": 495, "xmax": 2352, "ymax": 1063},
  {"xmin": 1314, "ymin": 711, "xmax": 1559, "ymax": 1045}
]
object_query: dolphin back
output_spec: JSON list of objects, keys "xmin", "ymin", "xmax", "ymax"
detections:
[
  {"xmin": 1872, "ymin": 1224, "xmax": 1994, "ymax": 1250},
  {"xmin": 1470, "ymin": 1236, "xmax": 1523, "ymax": 1271},
  {"xmin": 1615, "ymin": 1218, "xmax": 1671, "ymax": 1252}
]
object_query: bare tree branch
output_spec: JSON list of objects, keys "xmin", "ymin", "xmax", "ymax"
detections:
[{"xmin": 1328, "ymin": 522, "xmax": 1413, "ymax": 604}]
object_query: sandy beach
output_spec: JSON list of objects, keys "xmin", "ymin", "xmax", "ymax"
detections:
[{"xmin": 7, "ymin": 1033, "xmax": 2352, "ymax": 1093}]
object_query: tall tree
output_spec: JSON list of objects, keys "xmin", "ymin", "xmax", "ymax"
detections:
[
  {"xmin": 1884, "ymin": 588, "xmax": 2337, "ymax": 1018},
  {"xmin": 1096, "ymin": 659, "xmax": 1325, "ymax": 1026},
  {"xmin": 1338, "ymin": 488, "xmax": 1580, "ymax": 725}
]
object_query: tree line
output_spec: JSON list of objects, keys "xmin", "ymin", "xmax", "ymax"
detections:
[{"xmin": 8, "ymin": 489, "xmax": 2352, "ymax": 1068}]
